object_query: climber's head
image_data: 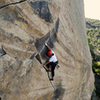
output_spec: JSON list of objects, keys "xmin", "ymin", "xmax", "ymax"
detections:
[{"xmin": 47, "ymin": 50, "xmax": 53, "ymax": 57}]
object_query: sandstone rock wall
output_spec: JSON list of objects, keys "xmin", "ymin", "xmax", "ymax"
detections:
[{"xmin": 0, "ymin": 0, "xmax": 94, "ymax": 100}]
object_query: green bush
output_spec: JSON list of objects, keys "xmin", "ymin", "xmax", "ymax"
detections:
[{"xmin": 86, "ymin": 18, "xmax": 100, "ymax": 98}]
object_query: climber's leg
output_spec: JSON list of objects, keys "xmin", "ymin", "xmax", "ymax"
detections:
[{"xmin": 46, "ymin": 62, "xmax": 52, "ymax": 72}]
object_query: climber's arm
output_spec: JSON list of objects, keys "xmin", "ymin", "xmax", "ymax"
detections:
[
  {"xmin": 45, "ymin": 43, "xmax": 51, "ymax": 51},
  {"xmin": 43, "ymin": 61, "xmax": 50, "ymax": 66}
]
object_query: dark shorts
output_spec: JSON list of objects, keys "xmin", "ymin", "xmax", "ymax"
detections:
[
  {"xmin": 46, "ymin": 61, "xmax": 58, "ymax": 77},
  {"xmin": 46, "ymin": 61, "xmax": 58, "ymax": 68}
]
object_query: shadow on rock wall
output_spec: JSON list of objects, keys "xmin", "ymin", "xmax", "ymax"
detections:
[
  {"xmin": 52, "ymin": 82, "xmax": 65, "ymax": 100},
  {"xmin": 30, "ymin": 1, "xmax": 53, "ymax": 23},
  {"xmin": 35, "ymin": 18, "xmax": 59, "ymax": 59}
]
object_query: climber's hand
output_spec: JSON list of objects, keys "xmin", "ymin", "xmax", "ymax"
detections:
[
  {"xmin": 45, "ymin": 42, "xmax": 48, "ymax": 46},
  {"xmin": 43, "ymin": 64, "xmax": 46, "ymax": 66}
]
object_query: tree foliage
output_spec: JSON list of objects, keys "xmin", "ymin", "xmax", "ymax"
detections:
[{"xmin": 86, "ymin": 18, "xmax": 100, "ymax": 98}]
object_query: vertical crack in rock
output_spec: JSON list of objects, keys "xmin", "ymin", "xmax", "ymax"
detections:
[
  {"xmin": 35, "ymin": 18, "xmax": 59, "ymax": 51},
  {"xmin": 0, "ymin": 46, "xmax": 6, "ymax": 57},
  {"xmin": 0, "ymin": 0, "xmax": 94, "ymax": 99},
  {"xmin": 35, "ymin": 18, "xmax": 59, "ymax": 58},
  {"xmin": 30, "ymin": 1, "xmax": 53, "ymax": 23}
]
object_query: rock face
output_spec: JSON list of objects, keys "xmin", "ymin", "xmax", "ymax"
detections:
[{"xmin": 0, "ymin": 0, "xmax": 94, "ymax": 100}]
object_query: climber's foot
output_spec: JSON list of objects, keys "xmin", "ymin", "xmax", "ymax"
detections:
[{"xmin": 50, "ymin": 78, "xmax": 53, "ymax": 81}]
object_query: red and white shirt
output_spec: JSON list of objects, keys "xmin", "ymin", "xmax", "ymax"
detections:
[{"xmin": 49, "ymin": 50, "xmax": 57, "ymax": 63}]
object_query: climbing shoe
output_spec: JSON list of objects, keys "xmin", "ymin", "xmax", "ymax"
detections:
[
  {"xmin": 50, "ymin": 78, "xmax": 53, "ymax": 81},
  {"xmin": 46, "ymin": 69, "xmax": 51, "ymax": 72}
]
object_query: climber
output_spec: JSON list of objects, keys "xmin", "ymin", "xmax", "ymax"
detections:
[{"xmin": 43, "ymin": 43, "xmax": 59, "ymax": 81}]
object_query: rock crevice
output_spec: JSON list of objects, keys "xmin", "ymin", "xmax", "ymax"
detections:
[
  {"xmin": 0, "ymin": 0, "xmax": 94, "ymax": 100},
  {"xmin": 0, "ymin": 0, "xmax": 27, "ymax": 9}
]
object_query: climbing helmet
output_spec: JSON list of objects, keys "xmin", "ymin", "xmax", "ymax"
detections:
[{"xmin": 47, "ymin": 50, "xmax": 52, "ymax": 56}]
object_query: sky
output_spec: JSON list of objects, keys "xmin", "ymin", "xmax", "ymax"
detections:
[{"xmin": 84, "ymin": 0, "xmax": 100, "ymax": 20}]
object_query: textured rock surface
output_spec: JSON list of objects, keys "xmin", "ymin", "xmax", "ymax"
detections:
[{"xmin": 0, "ymin": 0, "xmax": 94, "ymax": 100}]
